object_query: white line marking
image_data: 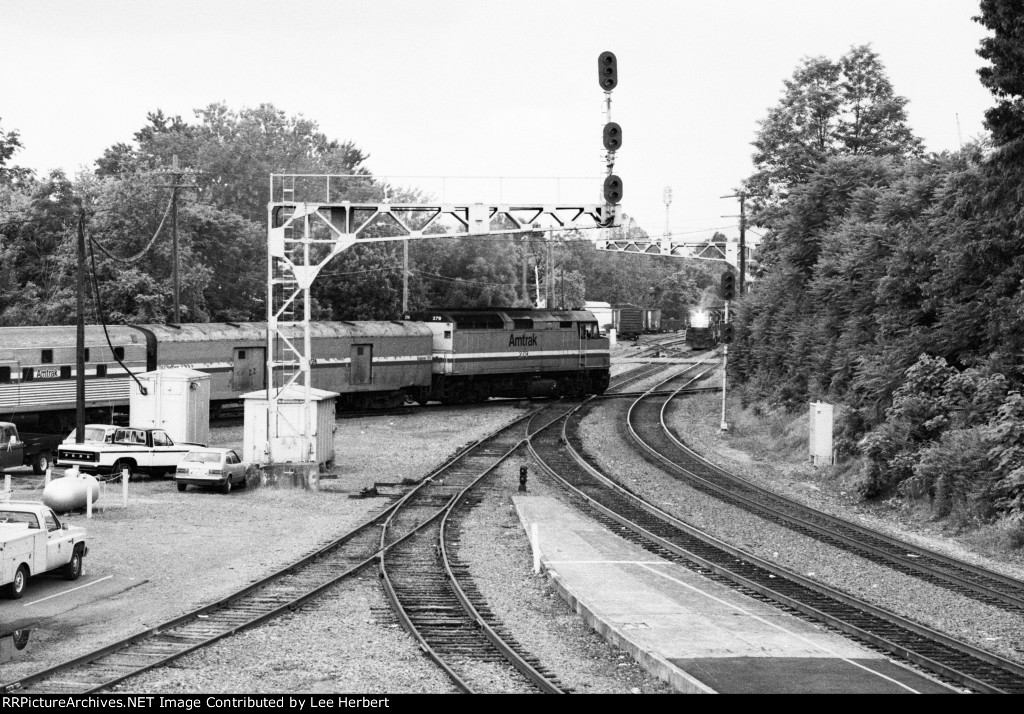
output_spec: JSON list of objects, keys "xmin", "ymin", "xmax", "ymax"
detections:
[
  {"xmin": 547, "ymin": 560, "xmax": 670, "ymax": 564},
  {"xmin": 24, "ymin": 575, "xmax": 114, "ymax": 606},
  {"xmin": 634, "ymin": 562, "xmax": 923, "ymax": 693}
]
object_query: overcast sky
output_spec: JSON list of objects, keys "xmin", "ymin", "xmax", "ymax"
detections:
[{"xmin": 3, "ymin": 0, "xmax": 994, "ymax": 243}]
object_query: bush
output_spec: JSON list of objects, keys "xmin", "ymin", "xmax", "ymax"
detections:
[{"xmin": 913, "ymin": 427, "xmax": 996, "ymax": 519}]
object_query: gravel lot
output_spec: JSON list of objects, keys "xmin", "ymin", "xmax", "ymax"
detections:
[{"xmin": 1, "ymin": 401, "xmax": 669, "ymax": 693}]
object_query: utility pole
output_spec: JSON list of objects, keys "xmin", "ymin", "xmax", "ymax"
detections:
[
  {"xmin": 76, "ymin": 207, "xmax": 86, "ymax": 443},
  {"xmin": 171, "ymin": 155, "xmax": 180, "ymax": 323},
  {"xmin": 721, "ymin": 191, "xmax": 747, "ymax": 295},
  {"xmin": 402, "ymin": 238, "xmax": 409, "ymax": 313},
  {"xmin": 157, "ymin": 154, "xmax": 202, "ymax": 323}
]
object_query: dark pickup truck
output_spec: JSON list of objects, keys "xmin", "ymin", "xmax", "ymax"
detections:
[{"xmin": 0, "ymin": 422, "xmax": 63, "ymax": 475}]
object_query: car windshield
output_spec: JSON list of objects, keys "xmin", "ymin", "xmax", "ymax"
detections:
[{"xmin": 183, "ymin": 452, "xmax": 221, "ymax": 464}]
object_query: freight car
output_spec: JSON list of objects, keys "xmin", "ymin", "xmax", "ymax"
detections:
[
  {"xmin": 612, "ymin": 305, "xmax": 644, "ymax": 340},
  {"xmin": 662, "ymin": 317, "xmax": 683, "ymax": 333},
  {"xmin": 0, "ymin": 309, "xmax": 610, "ymax": 428},
  {"xmin": 643, "ymin": 308, "xmax": 662, "ymax": 334},
  {"xmin": 402, "ymin": 308, "xmax": 610, "ymax": 403}
]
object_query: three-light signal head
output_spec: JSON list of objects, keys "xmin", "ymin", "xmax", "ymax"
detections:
[
  {"xmin": 720, "ymin": 271, "xmax": 736, "ymax": 301},
  {"xmin": 598, "ymin": 51, "xmax": 618, "ymax": 91}
]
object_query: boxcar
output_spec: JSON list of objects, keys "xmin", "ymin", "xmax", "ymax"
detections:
[
  {"xmin": 403, "ymin": 308, "xmax": 610, "ymax": 403},
  {"xmin": 643, "ymin": 308, "xmax": 662, "ymax": 334},
  {"xmin": 612, "ymin": 305, "xmax": 644, "ymax": 340}
]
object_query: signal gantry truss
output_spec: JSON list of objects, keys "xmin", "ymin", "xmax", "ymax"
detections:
[
  {"xmin": 596, "ymin": 232, "xmax": 745, "ymax": 268},
  {"xmin": 264, "ymin": 179, "xmax": 621, "ymax": 466}
]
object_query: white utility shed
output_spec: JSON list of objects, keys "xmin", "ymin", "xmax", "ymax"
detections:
[
  {"xmin": 242, "ymin": 386, "xmax": 338, "ymax": 470},
  {"xmin": 130, "ymin": 367, "xmax": 210, "ymax": 445}
]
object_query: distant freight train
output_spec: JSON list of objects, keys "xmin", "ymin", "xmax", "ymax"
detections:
[{"xmin": 0, "ymin": 309, "xmax": 610, "ymax": 431}]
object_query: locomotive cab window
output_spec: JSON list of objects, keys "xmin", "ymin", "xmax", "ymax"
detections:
[
  {"xmin": 560, "ymin": 321, "xmax": 573, "ymax": 329},
  {"xmin": 453, "ymin": 313, "xmax": 504, "ymax": 330}
]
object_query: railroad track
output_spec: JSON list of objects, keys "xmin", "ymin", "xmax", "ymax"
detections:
[
  {"xmin": 526, "ymin": 377, "xmax": 1024, "ymax": 693},
  {"xmin": 378, "ymin": 405, "xmax": 575, "ymax": 694},
  {"xmin": 623, "ymin": 377, "xmax": 1024, "ymax": 613},
  {"xmin": 0, "ymin": 407, "xmax": 562, "ymax": 695}
]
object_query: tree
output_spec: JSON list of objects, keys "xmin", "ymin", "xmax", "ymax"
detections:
[
  {"xmin": 745, "ymin": 45, "xmax": 921, "ymax": 227},
  {"xmin": 976, "ymin": 0, "xmax": 1024, "ymax": 154},
  {"xmin": 0, "ymin": 118, "xmax": 33, "ymax": 187}
]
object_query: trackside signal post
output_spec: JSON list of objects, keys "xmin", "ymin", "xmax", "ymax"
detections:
[{"xmin": 719, "ymin": 270, "xmax": 736, "ymax": 431}]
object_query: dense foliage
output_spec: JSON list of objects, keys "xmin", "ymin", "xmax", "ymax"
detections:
[
  {"xmin": 734, "ymin": 12, "xmax": 1024, "ymax": 529},
  {"xmin": 0, "ymin": 106, "xmax": 717, "ymax": 327}
]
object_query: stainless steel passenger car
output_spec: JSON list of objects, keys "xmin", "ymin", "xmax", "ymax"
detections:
[
  {"xmin": 0, "ymin": 325, "xmax": 148, "ymax": 430},
  {"xmin": 134, "ymin": 321, "xmax": 434, "ymax": 411}
]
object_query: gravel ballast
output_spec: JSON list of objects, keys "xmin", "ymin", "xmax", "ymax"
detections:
[{"xmin": 575, "ymin": 391, "xmax": 1024, "ymax": 666}]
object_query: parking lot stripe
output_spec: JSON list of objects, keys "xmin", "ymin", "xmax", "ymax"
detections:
[{"xmin": 23, "ymin": 575, "xmax": 114, "ymax": 607}]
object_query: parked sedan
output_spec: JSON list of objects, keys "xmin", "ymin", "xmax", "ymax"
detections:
[{"xmin": 175, "ymin": 448, "xmax": 252, "ymax": 494}]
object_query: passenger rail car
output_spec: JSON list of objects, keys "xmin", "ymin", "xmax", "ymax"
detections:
[
  {"xmin": 403, "ymin": 308, "xmax": 610, "ymax": 403},
  {"xmin": 0, "ymin": 325, "xmax": 149, "ymax": 430},
  {"xmin": 0, "ymin": 309, "xmax": 610, "ymax": 429},
  {"xmin": 134, "ymin": 322, "xmax": 434, "ymax": 412}
]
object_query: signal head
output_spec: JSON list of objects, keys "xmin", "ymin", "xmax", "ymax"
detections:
[
  {"xmin": 598, "ymin": 51, "xmax": 618, "ymax": 91},
  {"xmin": 603, "ymin": 174, "xmax": 623, "ymax": 204},
  {"xmin": 720, "ymin": 271, "xmax": 736, "ymax": 301},
  {"xmin": 602, "ymin": 122, "xmax": 622, "ymax": 151}
]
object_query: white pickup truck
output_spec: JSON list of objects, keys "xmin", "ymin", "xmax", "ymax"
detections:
[
  {"xmin": 56, "ymin": 426, "xmax": 206, "ymax": 477},
  {"xmin": 0, "ymin": 501, "xmax": 87, "ymax": 599}
]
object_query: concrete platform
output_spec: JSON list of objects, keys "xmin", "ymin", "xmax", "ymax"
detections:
[{"xmin": 513, "ymin": 495, "xmax": 957, "ymax": 694}]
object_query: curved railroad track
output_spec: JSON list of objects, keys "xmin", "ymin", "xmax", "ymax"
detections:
[
  {"xmin": 0, "ymin": 406, "xmax": 559, "ymax": 695},
  {"xmin": 378, "ymin": 404, "xmax": 575, "ymax": 693},
  {"xmin": 623, "ymin": 378, "xmax": 1024, "ymax": 613},
  {"xmin": 526, "ymin": 379, "xmax": 1024, "ymax": 693}
]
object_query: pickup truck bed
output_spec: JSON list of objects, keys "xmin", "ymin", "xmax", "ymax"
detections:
[
  {"xmin": 0, "ymin": 423, "xmax": 63, "ymax": 474},
  {"xmin": 0, "ymin": 501, "xmax": 87, "ymax": 599}
]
